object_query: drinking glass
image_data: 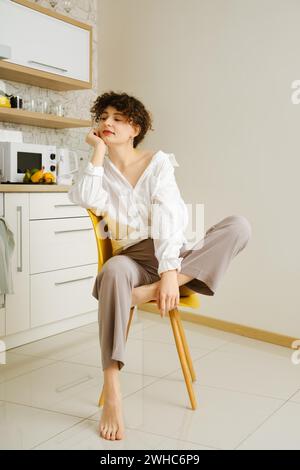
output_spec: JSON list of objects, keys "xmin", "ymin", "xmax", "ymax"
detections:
[{"xmin": 63, "ymin": 1, "xmax": 72, "ymax": 13}]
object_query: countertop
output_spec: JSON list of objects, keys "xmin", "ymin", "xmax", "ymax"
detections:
[{"xmin": 0, "ymin": 184, "xmax": 71, "ymax": 192}]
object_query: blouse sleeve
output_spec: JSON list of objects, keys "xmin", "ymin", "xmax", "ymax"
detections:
[
  {"xmin": 68, "ymin": 161, "xmax": 110, "ymax": 216},
  {"xmin": 151, "ymin": 154, "xmax": 188, "ymax": 277}
]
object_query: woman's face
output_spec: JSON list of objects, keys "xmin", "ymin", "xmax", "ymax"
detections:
[{"xmin": 98, "ymin": 106, "xmax": 140, "ymax": 144}]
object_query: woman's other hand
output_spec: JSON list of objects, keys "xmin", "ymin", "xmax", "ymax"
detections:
[{"xmin": 156, "ymin": 270, "xmax": 180, "ymax": 317}]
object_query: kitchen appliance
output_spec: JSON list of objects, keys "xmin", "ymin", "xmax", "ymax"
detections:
[
  {"xmin": 56, "ymin": 147, "xmax": 79, "ymax": 185},
  {"xmin": 0, "ymin": 142, "xmax": 56, "ymax": 183}
]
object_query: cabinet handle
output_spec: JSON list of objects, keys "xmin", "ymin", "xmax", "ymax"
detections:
[
  {"xmin": 28, "ymin": 60, "xmax": 68, "ymax": 73},
  {"xmin": 16, "ymin": 206, "xmax": 23, "ymax": 273},
  {"xmin": 54, "ymin": 228, "xmax": 93, "ymax": 234},
  {"xmin": 55, "ymin": 276, "xmax": 94, "ymax": 286}
]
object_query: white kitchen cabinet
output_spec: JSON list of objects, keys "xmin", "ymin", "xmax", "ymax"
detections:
[
  {"xmin": 30, "ymin": 217, "xmax": 97, "ymax": 274},
  {"xmin": 29, "ymin": 193, "xmax": 87, "ymax": 220},
  {"xmin": 4, "ymin": 193, "xmax": 30, "ymax": 336},
  {"xmin": 0, "ymin": 0, "xmax": 92, "ymax": 84},
  {"xmin": 1, "ymin": 191, "xmax": 98, "ymax": 346},
  {"xmin": 29, "ymin": 193, "xmax": 97, "ymax": 274},
  {"xmin": 31, "ymin": 264, "xmax": 97, "ymax": 328}
]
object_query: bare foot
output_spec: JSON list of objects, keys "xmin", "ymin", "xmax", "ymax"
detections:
[
  {"xmin": 131, "ymin": 281, "xmax": 160, "ymax": 307},
  {"xmin": 99, "ymin": 385, "xmax": 125, "ymax": 440}
]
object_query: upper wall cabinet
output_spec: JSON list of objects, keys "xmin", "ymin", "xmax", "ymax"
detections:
[{"xmin": 0, "ymin": 0, "xmax": 92, "ymax": 90}]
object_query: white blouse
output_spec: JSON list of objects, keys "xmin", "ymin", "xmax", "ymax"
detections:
[{"xmin": 68, "ymin": 149, "xmax": 189, "ymax": 277}]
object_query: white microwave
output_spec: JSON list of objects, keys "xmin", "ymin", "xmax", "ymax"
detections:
[{"xmin": 0, "ymin": 142, "xmax": 57, "ymax": 183}]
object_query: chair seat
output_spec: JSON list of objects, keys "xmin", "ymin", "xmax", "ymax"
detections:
[{"xmin": 146, "ymin": 293, "xmax": 200, "ymax": 309}]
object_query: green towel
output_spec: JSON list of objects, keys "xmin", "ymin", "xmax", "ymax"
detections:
[{"xmin": 0, "ymin": 217, "xmax": 15, "ymax": 294}]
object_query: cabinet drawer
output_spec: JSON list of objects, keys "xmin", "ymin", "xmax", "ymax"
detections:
[
  {"xmin": 30, "ymin": 217, "xmax": 97, "ymax": 274},
  {"xmin": 30, "ymin": 193, "xmax": 87, "ymax": 219},
  {"xmin": 30, "ymin": 264, "xmax": 98, "ymax": 328}
]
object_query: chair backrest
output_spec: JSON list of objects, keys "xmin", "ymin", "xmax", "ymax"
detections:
[{"xmin": 86, "ymin": 209, "xmax": 113, "ymax": 272}]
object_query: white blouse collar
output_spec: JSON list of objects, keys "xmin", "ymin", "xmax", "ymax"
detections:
[{"xmin": 104, "ymin": 150, "xmax": 163, "ymax": 191}]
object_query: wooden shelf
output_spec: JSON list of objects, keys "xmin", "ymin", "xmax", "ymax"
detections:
[
  {"xmin": 0, "ymin": 107, "xmax": 92, "ymax": 129},
  {"xmin": 0, "ymin": 59, "xmax": 92, "ymax": 92}
]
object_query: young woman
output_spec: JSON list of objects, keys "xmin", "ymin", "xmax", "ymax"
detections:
[{"xmin": 68, "ymin": 91, "xmax": 252, "ymax": 441}]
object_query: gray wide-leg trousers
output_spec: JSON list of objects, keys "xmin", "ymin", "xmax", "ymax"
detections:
[{"xmin": 92, "ymin": 215, "xmax": 252, "ymax": 371}]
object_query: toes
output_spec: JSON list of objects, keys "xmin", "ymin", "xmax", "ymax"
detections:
[{"xmin": 101, "ymin": 426, "xmax": 118, "ymax": 441}]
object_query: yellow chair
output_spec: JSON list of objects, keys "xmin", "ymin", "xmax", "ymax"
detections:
[{"xmin": 87, "ymin": 208, "xmax": 201, "ymax": 410}]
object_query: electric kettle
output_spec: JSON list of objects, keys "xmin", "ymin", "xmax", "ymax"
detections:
[{"xmin": 56, "ymin": 148, "xmax": 79, "ymax": 185}]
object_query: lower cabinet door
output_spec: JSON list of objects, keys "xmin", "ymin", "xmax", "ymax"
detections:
[
  {"xmin": 4, "ymin": 193, "xmax": 30, "ymax": 336},
  {"xmin": 30, "ymin": 264, "xmax": 98, "ymax": 328}
]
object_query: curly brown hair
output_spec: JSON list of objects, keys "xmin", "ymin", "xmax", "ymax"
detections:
[{"xmin": 90, "ymin": 91, "xmax": 155, "ymax": 148}]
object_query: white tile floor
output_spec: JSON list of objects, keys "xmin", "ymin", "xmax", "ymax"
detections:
[{"xmin": 1, "ymin": 310, "xmax": 300, "ymax": 450}]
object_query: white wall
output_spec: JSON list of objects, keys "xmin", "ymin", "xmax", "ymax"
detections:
[{"xmin": 98, "ymin": 0, "xmax": 300, "ymax": 338}]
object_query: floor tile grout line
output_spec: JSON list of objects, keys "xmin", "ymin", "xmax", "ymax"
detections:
[
  {"xmin": 0, "ymin": 375, "xmax": 292, "ymax": 417},
  {"xmin": 2, "ymin": 361, "xmax": 298, "ymax": 405},
  {"xmin": 285, "ymin": 386, "xmax": 300, "ymax": 402},
  {"xmin": 0, "ymin": 356, "xmax": 108, "ymax": 385},
  {"xmin": 128, "ymin": 337, "xmax": 230, "ymax": 352},
  {"xmin": 10, "ymin": 339, "xmax": 101, "ymax": 359},
  {"xmin": 55, "ymin": 347, "xmax": 211, "ymax": 369},
  {"xmin": 29, "ymin": 414, "xmax": 221, "ymax": 450},
  {"xmin": 119, "ymin": 373, "xmax": 290, "ymax": 404},
  {"xmin": 0, "ymin": 359, "xmax": 63, "ymax": 385},
  {"xmin": 0, "ymin": 398, "xmax": 88, "ymax": 420},
  {"xmin": 6, "ymin": 320, "xmax": 163, "ymax": 359},
  {"xmin": 160, "ymin": 342, "xmax": 300, "ymax": 400},
  {"xmin": 30, "ymin": 416, "xmax": 88, "ymax": 450},
  {"xmin": 8, "ymin": 329, "xmax": 101, "ymax": 353},
  {"xmin": 192, "ymin": 383, "xmax": 288, "ymax": 401},
  {"xmin": 233, "ymin": 392, "xmax": 297, "ymax": 450},
  {"xmin": 3, "ymin": 334, "xmax": 300, "ymax": 407},
  {"xmin": 122, "ymin": 424, "xmax": 221, "ymax": 450},
  {"xmin": 0, "ymin": 333, "xmax": 226, "ymax": 385},
  {"xmin": 1, "ymin": 373, "xmax": 298, "ymax": 449}
]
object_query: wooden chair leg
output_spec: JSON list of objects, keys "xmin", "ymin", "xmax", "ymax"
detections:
[
  {"xmin": 98, "ymin": 305, "xmax": 136, "ymax": 407},
  {"xmin": 174, "ymin": 309, "xmax": 197, "ymax": 382},
  {"xmin": 169, "ymin": 308, "xmax": 197, "ymax": 410}
]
